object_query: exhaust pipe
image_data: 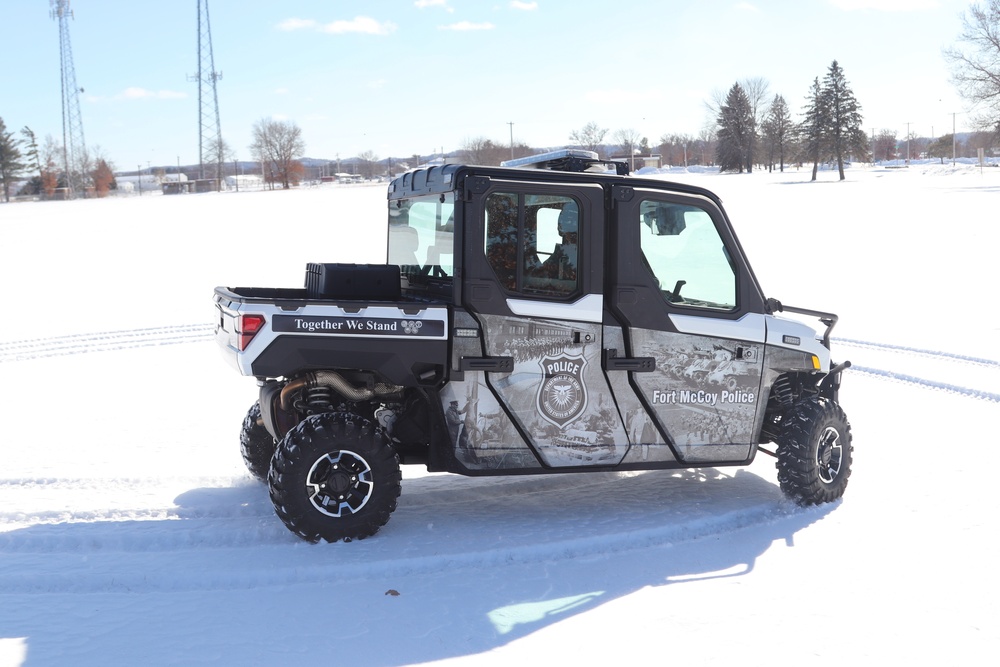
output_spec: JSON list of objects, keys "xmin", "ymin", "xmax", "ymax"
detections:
[{"xmin": 279, "ymin": 371, "xmax": 404, "ymax": 410}]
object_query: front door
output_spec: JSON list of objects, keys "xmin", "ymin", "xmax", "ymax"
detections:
[{"xmin": 606, "ymin": 186, "xmax": 767, "ymax": 464}]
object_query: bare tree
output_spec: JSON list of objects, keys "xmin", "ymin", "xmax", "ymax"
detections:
[
  {"xmin": 613, "ymin": 127, "xmax": 641, "ymax": 171},
  {"xmin": 569, "ymin": 121, "xmax": 608, "ymax": 155},
  {"xmin": 357, "ymin": 150, "xmax": 380, "ymax": 179},
  {"xmin": 944, "ymin": 0, "xmax": 1000, "ymax": 135},
  {"xmin": 459, "ymin": 137, "xmax": 528, "ymax": 166},
  {"xmin": 205, "ymin": 137, "xmax": 236, "ymax": 179},
  {"xmin": 657, "ymin": 133, "xmax": 695, "ymax": 166},
  {"xmin": 250, "ymin": 118, "xmax": 305, "ymax": 189},
  {"xmin": 741, "ymin": 76, "xmax": 770, "ymax": 169},
  {"xmin": 873, "ymin": 129, "xmax": 897, "ymax": 162}
]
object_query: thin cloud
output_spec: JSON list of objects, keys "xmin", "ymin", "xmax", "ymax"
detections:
[
  {"xmin": 735, "ymin": 2, "xmax": 759, "ymax": 11},
  {"xmin": 438, "ymin": 21, "xmax": 495, "ymax": 31},
  {"xmin": 277, "ymin": 16, "xmax": 396, "ymax": 35},
  {"xmin": 320, "ymin": 16, "xmax": 398, "ymax": 35},
  {"xmin": 510, "ymin": 1, "xmax": 538, "ymax": 9},
  {"xmin": 415, "ymin": 0, "xmax": 454, "ymax": 10},
  {"xmin": 276, "ymin": 18, "xmax": 318, "ymax": 31}
]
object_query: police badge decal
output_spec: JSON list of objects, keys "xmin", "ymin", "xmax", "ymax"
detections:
[{"xmin": 537, "ymin": 353, "xmax": 588, "ymax": 428}]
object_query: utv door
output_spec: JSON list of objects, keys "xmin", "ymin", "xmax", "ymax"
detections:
[
  {"xmin": 606, "ymin": 185, "xmax": 767, "ymax": 464},
  {"xmin": 450, "ymin": 178, "xmax": 630, "ymax": 470}
]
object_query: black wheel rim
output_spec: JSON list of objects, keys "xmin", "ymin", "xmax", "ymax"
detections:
[
  {"xmin": 816, "ymin": 426, "xmax": 843, "ymax": 484},
  {"xmin": 306, "ymin": 450, "xmax": 374, "ymax": 518}
]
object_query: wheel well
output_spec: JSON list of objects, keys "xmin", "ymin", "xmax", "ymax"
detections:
[{"xmin": 760, "ymin": 371, "xmax": 820, "ymax": 443}]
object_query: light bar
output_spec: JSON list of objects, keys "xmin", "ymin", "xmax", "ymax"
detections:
[{"xmin": 500, "ymin": 149, "xmax": 600, "ymax": 168}]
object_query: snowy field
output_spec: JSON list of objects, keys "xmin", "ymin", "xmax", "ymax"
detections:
[{"xmin": 1, "ymin": 164, "xmax": 998, "ymax": 666}]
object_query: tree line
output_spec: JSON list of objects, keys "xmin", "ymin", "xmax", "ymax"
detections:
[
  {"xmin": 713, "ymin": 61, "xmax": 868, "ymax": 181},
  {"xmin": 0, "ymin": 118, "xmax": 114, "ymax": 202},
  {"xmin": 5, "ymin": 1, "xmax": 999, "ymax": 200}
]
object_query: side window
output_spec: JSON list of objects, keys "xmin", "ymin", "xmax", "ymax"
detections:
[
  {"xmin": 638, "ymin": 199, "xmax": 736, "ymax": 310},
  {"xmin": 485, "ymin": 192, "xmax": 580, "ymax": 298},
  {"xmin": 485, "ymin": 194, "xmax": 519, "ymax": 291}
]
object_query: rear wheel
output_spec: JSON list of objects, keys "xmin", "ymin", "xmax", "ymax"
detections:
[
  {"xmin": 776, "ymin": 398, "xmax": 853, "ymax": 505},
  {"xmin": 240, "ymin": 402, "xmax": 276, "ymax": 482},
  {"xmin": 269, "ymin": 412, "xmax": 401, "ymax": 542}
]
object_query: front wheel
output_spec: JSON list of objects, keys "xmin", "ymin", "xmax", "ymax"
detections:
[
  {"xmin": 268, "ymin": 412, "xmax": 401, "ymax": 542},
  {"xmin": 776, "ymin": 398, "xmax": 853, "ymax": 505}
]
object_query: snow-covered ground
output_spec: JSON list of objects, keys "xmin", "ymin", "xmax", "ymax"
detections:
[{"xmin": 1, "ymin": 164, "xmax": 998, "ymax": 666}]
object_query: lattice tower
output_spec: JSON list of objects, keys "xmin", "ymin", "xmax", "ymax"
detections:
[
  {"xmin": 50, "ymin": 0, "xmax": 87, "ymax": 196},
  {"xmin": 194, "ymin": 0, "xmax": 223, "ymax": 181}
]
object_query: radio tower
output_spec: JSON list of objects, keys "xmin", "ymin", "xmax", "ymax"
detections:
[
  {"xmin": 50, "ymin": 0, "xmax": 87, "ymax": 196},
  {"xmin": 193, "ymin": 0, "xmax": 223, "ymax": 182}
]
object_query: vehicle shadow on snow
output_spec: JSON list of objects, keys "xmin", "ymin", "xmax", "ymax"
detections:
[{"xmin": 0, "ymin": 468, "xmax": 837, "ymax": 666}]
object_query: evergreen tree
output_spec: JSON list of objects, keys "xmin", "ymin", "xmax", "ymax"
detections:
[
  {"xmin": 716, "ymin": 83, "xmax": 754, "ymax": 173},
  {"xmin": 762, "ymin": 94, "xmax": 792, "ymax": 172},
  {"xmin": 20, "ymin": 127, "xmax": 41, "ymax": 177},
  {"xmin": 15, "ymin": 126, "xmax": 43, "ymax": 196},
  {"xmin": 821, "ymin": 60, "xmax": 867, "ymax": 180},
  {"xmin": 0, "ymin": 117, "xmax": 26, "ymax": 203},
  {"xmin": 798, "ymin": 78, "xmax": 827, "ymax": 181}
]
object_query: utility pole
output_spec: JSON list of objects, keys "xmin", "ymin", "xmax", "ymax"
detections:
[
  {"xmin": 952, "ymin": 112, "xmax": 957, "ymax": 166},
  {"xmin": 906, "ymin": 122, "xmax": 911, "ymax": 164},
  {"xmin": 508, "ymin": 122, "xmax": 514, "ymax": 160}
]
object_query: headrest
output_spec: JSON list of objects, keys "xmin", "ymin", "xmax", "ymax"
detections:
[{"xmin": 558, "ymin": 201, "xmax": 579, "ymax": 234}]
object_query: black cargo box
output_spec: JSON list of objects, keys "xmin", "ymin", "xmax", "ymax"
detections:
[{"xmin": 305, "ymin": 263, "xmax": 402, "ymax": 300}]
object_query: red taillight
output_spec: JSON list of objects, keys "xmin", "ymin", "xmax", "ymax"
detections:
[{"xmin": 237, "ymin": 314, "xmax": 266, "ymax": 351}]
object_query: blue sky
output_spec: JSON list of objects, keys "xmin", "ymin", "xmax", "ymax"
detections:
[{"xmin": 2, "ymin": 0, "xmax": 974, "ymax": 170}]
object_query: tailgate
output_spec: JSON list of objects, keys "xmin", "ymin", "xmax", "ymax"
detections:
[{"xmin": 213, "ymin": 286, "xmax": 450, "ymax": 379}]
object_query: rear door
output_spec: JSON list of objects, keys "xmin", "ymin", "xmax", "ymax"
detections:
[{"xmin": 446, "ymin": 177, "xmax": 630, "ymax": 469}]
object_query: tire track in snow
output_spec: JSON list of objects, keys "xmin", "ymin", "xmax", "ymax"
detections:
[
  {"xmin": 835, "ymin": 337, "xmax": 1000, "ymax": 402},
  {"xmin": 0, "ymin": 324, "xmax": 214, "ymax": 362},
  {"xmin": 847, "ymin": 365, "xmax": 1000, "ymax": 402},
  {"xmin": 835, "ymin": 337, "xmax": 1000, "ymax": 369}
]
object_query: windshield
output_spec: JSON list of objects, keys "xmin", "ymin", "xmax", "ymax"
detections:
[{"xmin": 387, "ymin": 192, "xmax": 455, "ymax": 281}]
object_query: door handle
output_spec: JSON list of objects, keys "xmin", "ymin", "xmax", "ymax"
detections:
[
  {"xmin": 602, "ymin": 349, "xmax": 655, "ymax": 372},
  {"xmin": 460, "ymin": 356, "xmax": 514, "ymax": 373}
]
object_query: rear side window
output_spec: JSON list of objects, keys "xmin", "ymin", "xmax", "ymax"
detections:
[{"xmin": 484, "ymin": 192, "xmax": 580, "ymax": 298}]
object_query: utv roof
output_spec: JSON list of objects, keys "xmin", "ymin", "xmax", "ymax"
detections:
[{"xmin": 387, "ymin": 152, "xmax": 723, "ymax": 208}]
